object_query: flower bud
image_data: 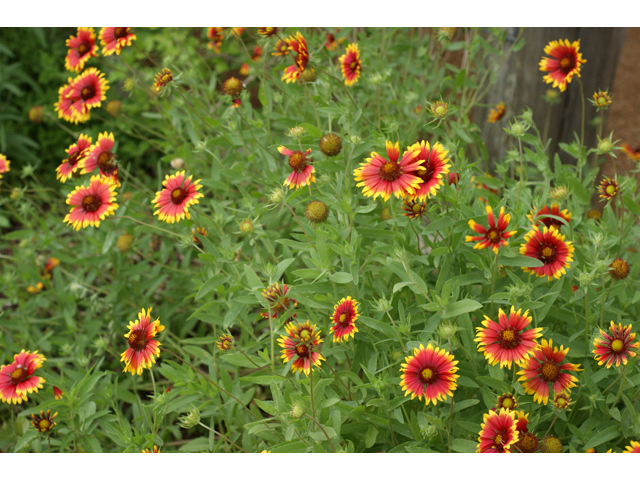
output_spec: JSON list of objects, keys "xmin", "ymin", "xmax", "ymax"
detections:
[
  {"xmin": 550, "ymin": 185, "xmax": 568, "ymax": 201},
  {"xmin": 448, "ymin": 172, "xmax": 460, "ymax": 186},
  {"xmin": 178, "ymin": 407, "xmax": 201, "ymax": 429},
  {"xmin": 106, "ymin": 100, "xmax": 121, "ymax": 117},
  {"xmin": 123, "ymin": 78, "xmax": 135, "ymax": 91},
  {"xmin": 319, "ymin": 133, "xmax": 342, "ymax": 157},
  {"xmin": 437, "ymin": 27, "xmax": 457, "ymax": 42},
  {"xmin": 269, "ymin": 187, "xmax": 285, "ymax": 204},
  {"xmin": 598, "ymin": 138, "xmax": 613, "ymax": 153},
  {"xmin": 288, "ymin": 125, "xmax": 306, "ymax": 140},
  {"xmin": 299, "ymin": 68, "xmax": 317, "ymax": 83},
  {"xmin": 510, "ymin": 122, "xmax": 525, "ymax": 137},
  {"xmin": 438, "ymin": 323, "xmax": 456, "ymax": 340},
  {"xmin": 239, "ymin": 219, "xmax": 253, "ymax": 233},
  {"xmin": 290, "ymin": 403, "xmax": 304, "ymax": 418},
  {"xmin": 170, "ymin": 157, "xmax": 185, "ymax": 169},
  {"xmin": 29, "ymin": 106, "xmax": 44, "ymax": 123},
  {"xmin": 421, "ymin": 424, "xmax": 438, "ymax": 439},
  {"xmin": 431, "ymin": 101, "xmax": 448, "ymax": 118},
  {"xmin": 117, "ymin": 234, "xmax": 134, "ymax": 253}
]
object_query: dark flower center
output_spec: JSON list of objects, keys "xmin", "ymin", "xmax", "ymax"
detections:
[
  {"xmin": 98, "ymin": 151, "xmax": 117, "ymax": 174},
  {"xmin": 487, "ymin": 228, "xmax": 501, "ymax": 242},
  {"xmin": 380, "ymin": 161, "xmax": 402, "ymax": 181},
  {"xmin": 82, "ymin": 194, "xmax": 101, "ymax": 212},
  {"xmin": 288, "ymin": 151, "xmax": 307, "ymax": 172},
  {"xmin": 412, "ymin": 203, "xmax": 423, "ymax": 214},
  {"xmin": 416, "ymin": 162, "xmax": 435, "ymax": 183},
  {"xmin": 78, "ymin": 42, "xmax": 90, "ymax": 55},
  {"xmin": 539, "ymin": 244, "xmax": 556, "ymax": 263},
  {"xmin": 170, "ymin": 187, "xmax": 188, "ymax": 205},
  {"xmin": 338, "ymin": 313, "xmax": 350, "ymax": 326},
  {"xmin": 540, "ymin": 361, "xmax": 560, "ymax": 382},
  {"xmin": 10, "ymin": 367, "xmax": 28, "ymax": 385},
  {"xmin": 128, "ymin": 330, "xmax": 148, "ymax": 351},
  {"xmin": 350, "ymin": 61, "xmax": 357, "ymax": 69},
  {"xmin": 114, "ymin": 27, "xmax": 129, "ymax": 39},
  {"xmin": 559, "ymin": 56, "xmax": 575, "ymax": 74},
  {"xmin": 494, "ymin": 434, "xmax": 503, "ymax": 446},
  {"xmin": 420, "ymin": 367, "xmax": 437, "ymax": 384},
  {"xmin": 295, "ymin": 344, "xmax": 309, "ymax": 357},
  {"xmin": 499, "ymin": 329, "xmax": 519, "ymax": 349},
  {"xmin": 68, "ymin": 151, "xmax": 82, "ymax": 166},
  {"xmin": 81, "ymin": 85, "xmax": 95, "ymax": 100}
]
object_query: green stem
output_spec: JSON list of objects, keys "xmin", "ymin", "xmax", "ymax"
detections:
[
  {"xmin": 283, "ymin": 203, "xmax": 317, "ymax": 252},
  {"xmin": 303, "ymin": 414, "xmax": 337, "ymax": 452},
  {"xmin": 543, "ymin": 409, "xmax": 560, "ymax": 438},
  {"xmin": 448, "ymin": 395, "xmax": 455, "ymax": 452},
  {"xmin": 516, "ymin": 137, "xmax": 524, "ymax": 213},
  {"xmin": 612, "ymin": 365, "xmax": 626, "ymax": 406},
  {"xmin": 197, "ymin": 422, "xmax": 248, "ymax": 452},
  {"xmin": 109, "ymin": 216, "xmax": 184, "ymax": 239},
  {"xmin": 584, "ymin": 290, "xmax": 590, "ymax": 355}
]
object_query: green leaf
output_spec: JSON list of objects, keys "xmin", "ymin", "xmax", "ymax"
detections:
[
  {"xmin": 243, "ymin": 265, "xmax": 263, "ymax": 290},
  {"xmin": 623, "ymin": 195, "xmax": 640, "ymax": 215},
  {"xmin": 451, "ymin": 398, "xmax": 480, "ymax": 414},
  {"xmin": 583, "ymin": 425, "xmax": 621, "ymax": 450},
  {"xmin": 476, "ymin": 376, "xmax": 511, "ymax": 393},
  {"xmin": 13, "ymin": 430, "xmax": 39, "ymax": 452},
  {"xmin": 300, "ymin": 123, "xmax": 323, "ymax": 138},
  {"xmin": 451, "ymin": 438, "xmax": 478, "ymax": 453},
  {"xmin": 442, "ymin": 299, "xmax": 482, "ymax": 318},
  {"xmin": 330, "ymin": 272, "xmax": 353, "ymax": 284},
  {"xmin": 359, "ymin": 316, "xmax": 397, "ymax": 340},
  {"xmin": 424, "ymin": 216, "xmax": 455, "ymax": 233},
  {"xmin": 223, "ymin": 302, "xmax": 243, "ymax": 328},
  {"xmin": 195, "ymin": 275, "xmax": 226, "ymax": 300},
  {"xmin": 497, "ymin": 255, "xmax": 544, "ymax": 268}
]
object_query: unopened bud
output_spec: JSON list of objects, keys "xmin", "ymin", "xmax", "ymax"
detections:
[
  {"xmin": 291, "ymin": 403, "xmax": 304, "ymax": 418},
  {"xmin": 106, "ymin": 100, "xmax": 121, "ymax": 117},
  {"xmin": 117, "ymin": 234, "xmax": 134, "ymax": 253},
  {"xmin": 29, "ymin": 106, "xmax": 44, "ymax": 123},
  {"xmin": 178, "ymin": 407, "xmax": 201, "ymax": 429},
  {"xmin": 170, "ymin": 157, "xmax": 185, "ymax": 169}
]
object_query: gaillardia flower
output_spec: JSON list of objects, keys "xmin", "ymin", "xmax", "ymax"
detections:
[
  {"xmin": 477, "ymin": 408, "xmax": 519, "ymax": 453},
  {"xmin": 278, "ymin": 321, "xmax": 325, "ymax": 376},
  {"xmin": 354, "ymin": 140, "xmax": 422, "ymax": 202},
  {"xmin": 278, "ymin": 146, "xmax": 315, "ymax": 190},
  {"xmin": 0, "ymin": 153, "xmax": 11, "ymax": 179},
  {"xmin": 151, "ymin": 170, "xmax": 203, "ymax": 224},
  {"xmin": 100, "ymin": 27, "xmax": 136, "ymax": 56},
  {"xmin": 68, "ymin": 68, "xmax": 109, "ymax": 120},
  {"xmin": 142, "ymin": 446, "xmax": 161, "ymax": 453},
  {"xmin": 31, "ymin": 410, "xmax": 58, "ymax": 433},
  {"xmin": 261, "ymin": 282, "xmax": 297, "ymax": 319},
  {"xmin": 526, "ymin": 204, "xmax": 571, "ymax": 230},
  {"xmin": 399, "ymin": 344, "xmax": 459, "ymax": 406},
  {"xmin": 281, "ymin": 32, "xmax": 309, "ymax": 83},
  {"xmin": 53, "ymin": 386, "xmax": 64, "ymax": 400},
  {"xmin": 593, "ymin": 322, "xmax": 639, "ymax": 368},
  {"xmin": 540, "ymin": 436, "xmax": 563, "ymax": 453},
  {"xmin": 405, "ymin": 141, "xmax": 450, "ymax": 202},
  {"xmin": 591, "ymin": 90, "xmax": 612, "ymax": 110},
  {"xmin": 520, "ymin": 226, "xmax": 574, "ymax": 280},
  {"xmin": 598, "ymin": 177, "xmax": 618, "ymax": 201},
  {"xmin": 120, "ymin": 307, "xmax": 164, "ymax": 376},
  {"xmin": 466, "ymin": 205, "xmax": 517, "ymax": 254},
  {"xmin": 65, "ymin": 27, "xmax": 98, "ymax": 73},
  {"xmin": 539, "ymin": 39, "xmax": 586, "ymax": 92},
  {"xmin": 81, "ymin": 132, "xmax": 119, "ymax": 184},
  {"xmin": 496, "ymin": 393, "xmax": 518, "ymax": 411},
  {"xmin": 56, "ymin": 134, "xmax": 92, "ymax": 183},
  {"xmin": 621, "ymin": 143, "xmax": 640, "ymax": 161},
  {"xmin": 517, "ymin": 339, "xmax": 581, "ymax": 405},
  {"xmin": 0, "ymin": 350, "xmax": 46, "ymax": 404},
  {"xmin": 154, "ymin": 68, "xmax": 173, "ymax": 91},
  {"xmin": 402, "ymin": 200, "xmax": 426, "ymax": 219},
  {"xmin": 54, "ymin": 78, "xmax": 87, "ymax": 124},
  {"xmin": 487, "ymin": 102, "xmax": 506, "ymax": 123},
  {"xmin": 553, "ymin": 392, "xmax": 571, "ymax": 410},
  {"xmin": 272, "ymin": 39, "xmax": 290, "ymax": 56},
  {"xmin": 624, "ymin": 441, "xmax": 640, "ymax": 453},
  {"xmin": 64, "ymin": 175, "xmax": 118, "ymax": 230},
  {"xmin": 609, "ymin": 258, "xmax": 630, "ymax": 280},
  {"xmin": 329, "ymin": 297, "xmax": 359, "ymax": 343},
  {"xmin": 216, "ymin": 334, "xmax": 234, "ymax": 351},
  {"xmin": 475, "ymin": 307, "xmax": 543, "ymax": 369},
  {"xmin": 339, "ymin": 43, "xmax": 361, "ymax": 87},
  {"xmin": 258, "ymin": 27, "xmax": 279, "ymax": 37}
]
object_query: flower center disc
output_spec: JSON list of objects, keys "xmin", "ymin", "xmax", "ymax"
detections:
[
  {"xmin": 288, "ymin": 152, "xmax": 307, "ymax": 172},
  {"xmin": 98, "ymin": 151, "xmax": 116, "ymax": 173},
  {"xmin": 10, "ymin": 367, "xmax": 28, "ymax": 385},
  {"xmin": 541, "ymin": 361, "xmax": 560, "ymax": 382},
  {"xmin": 81, "ymin": 85, "xmax": 95, "ymax": 101},
  {"xmin": 559, "ymin": 56, "xmax": 575, "ymax": 73},
  {"xmin": 81, "ymin": 194, "xmax": 101, "ymax": 212},
  {"xmin": 295, "ymin": 344, "xmax": 309, "ymax": 357},
  {"xmin": 170, "ymin": 187, "xmax": 188, "ymax": 205},
  {"xmin": 114, "ymin": 27, "xmax": 129, "ymax": 39},
  {"xmin": 128, "ymin": 331, "xmax": 148, "ymax": 351},
  {"xmin": 412, "ymin": 204, "xmax": 423, "ymax": 214},
  {"xmin": 597, "ymin": 97, "xmax": 606, "ymax": 106},
  {"xmin": 39, "ymin": 419, "xmax": 51, "ymax": 430},
  {"xmin": 299, "ymin": 329, "xmax": 311, "ymax": 340},
  {"xmin": 339, "ymin": 313, "xmax": 349, "ymax": 326},
  {"xmin": 540, "ymin": 244, "xmax": 556, "ymax": 263},
  {"xmin": 488, "ymin": 228, "xmax": 500, "ymax": 241},
  {"xmin": 499, "ymin": 329, "xmax": 518, "ymax": 349},
  {"xmin": 494, "ymin": 434, "xmax": 503, "ymax": 445},
  {"xmin": 502, "ymin": 398, "xmax": 514, "ymax": 408},
  {"xmin": 380, "ymin": 161, "xmax": 402, "ymax": 181},
  {"xmin": 420, "ymin": 367, "xmax": 436, "ymax": 384},
  {"xmin": 68, "ymin": 151, "xmax": 81, "ymax": 166},
  {"xmin": 350, "ymin": 61, "xmax": 357, "ymax": 69},
  {"xmin": 78, "ymin": 42, "xmax": 89, "ymax": 55},
  {"xmin": 416, "ymin": 161, "xmax": 436, "ymax": 183},
  {"xmin": 606, "ymin": 185, "xmax": 616, "ymax": 196},
  {"xmin": 557, "ymin": 398, "xmax": 566, "ymax": 407},
  {"xmin": 611, "ymin": 339, "xmax": 624, "ymax": 352}
]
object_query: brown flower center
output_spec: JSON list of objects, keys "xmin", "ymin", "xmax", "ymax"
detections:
[
  {"xmin": 170, "ymin": 187, "xmax": 188, "ymax": 205},
  {"xmin": 539, "ymin": 244, "xmax": 556, "ymax": 263},
  {"xmin": 98, "ymin": 151, "xmax": 117, "ymax": 174},
  {"xmin": 68, "ymin": 151, "xmax": 82, "ymax": 166},
  {"xmin": 420, "ymin": 367, "xmax": 437, "ymax": 384},
  {"xmin": 81, "ymin": 194, "xmax": 101, "ymax": 212},
  {"xmin": 611, "ymin": 339, "xmax": 624, "ymax": 352},
  {"xmin": 288, "ymin": 151, "xmax": 307, "ymax": 172},
  {"xmin": 338, "ymin": 313, "xmax": 349, "ymax": 326},
  {"xmin": 10, "ymin": 367, "xmax": 28, "ymax": 385},
  {"xmin": 350, "ymin": 61, "xmax": 357, "ymax": 69},
  {"xmin": 559, "ymin": 56, "xmax": 575, "ymax": 73},
  {"xmin": 499, "ymin": 329, "xmax": 519, "ymax": 349},
  {"xmin": 81, "ymin": 85, "xmax": 95, "ymax": 101},
  {"xmin": 416, "ymin": 161, "xmax": 436, "ymax": 184},
  {"xmin": 114, "ymin": 27, "xmax": 129, "ymax": 39},
  {"xmin": 380, "ymin": 161, "xmax": 402, "ymax": 181},
  {"xmin": 494, "ymin": 434, "xmax": 503, "ymax": 445},
  {"xmin": 295, "ymin": 344, "xmax": 309, "ymax": 357},
  {"xmin": 540, "ymin": 361, "xmax": 560, "ymax": 382},
  {"xmin": 78, "ymin": 42, "xmax": 90, "ymax": 55},
  {"xmin": 128, "ymin": 330, "xmax": 148, "ymax": 351}
]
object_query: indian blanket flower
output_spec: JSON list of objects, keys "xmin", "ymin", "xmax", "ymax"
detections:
[
  {"xmin": 553, "ymin": 392, "xmax": 571, "ymax": 410},
  {"xmin": 53, "ymin": 386, "xmax": 64, "ymax": 400},
  {"xmin": 63, "ymin": 175, "xmax": 118, "ymax": 231},
  {"xmin": 329, "ymin": 297, "xmax": 359, "ymax": 343},
  {"xmin": 624, "ymin": 441, "xmax": 640, "ymax": 453},
  {"xmin": 593, "ymin": 322, "xmax": 639, "ymax": 368},
  {"xmin": 56, "ymin": 134, "xmax": 92, "ymax": 183},
  {"xmin": 251, "ymin": 46, "xmax": 263, "ymax": 62},
  {"xmin": 609, "ymin": 258, "xmax": 630, "ymax": 280},
  {"xmin": 281, "ymin": 32, "xmax": 309, "ymax": 83},
  {"xmin": 517, "ymin": 338, "xmax": 581, "ymax": 405},
  {"xmin": 43, "ymin": 257, "xmax": 60, "ymax": 279},
  {"xmin": 475, "ymin": 307, "xmax": 543, "ymax": 369},
  {"xmin": 598, "ymin": 177, "xmax": 618, "ymax": 201},
  {"xmin": 405, "ymin": 140, "xmax": 451, "ymax": 202},
  {"xmin": 278, "ymin": 321, "xmax": 325, "ymax": 376},
  {"xmin": 487, "ymin": 102, "xmax": 506, "ymax": 123},
  {"xmin": 272, "ymin": 38, "xmax": 290, "ymax": 56},
  {"xmin": 258, "ymin": 27, "xmax": 279, "ymax": 37},
  {"xmin": 216, "ymin": 334, "xmax": 234, "ymax": 351},
  {"xmin": 466, "ymin": 205, "xmax": 517, "ymax": 254},
  {"xmin": 0, "ymin": 153, "xmax": 10, "ymax": 179},
  {"xmin": 339, "ymin": 43, "xmax": 361, "ymax": 87},
  {"xmin": 402, "ymin": 200, "xmax": 426, "ymax": 219},
  {"xmin": 68, "ymin": 68, "xmax": 109, "ymax": 120},
  {"xmin": 206, "ymin": 27, "xmax": 225, "ymax": 52},
  {"xmin": 100, "ymin": 27, "xmax": 136, "ymax": 56},
  {"xmin": 526, "ymin": 204, "xmax": 571, "ymax": 230},
  {"xmin": 325, "ymin": 32, "xmax": 339, "ymax": 51},
  {"xmin": 142, "ymin": 446, "xmax": 161, "ymax": 453},
  {"xmin": 261, "ymin": 282, "xmax": 297, "ymax": 319},
  {"xmin": 151, "ymin": 170, "xmax": 204, "ymax": 224},
  {"xmin": 399, "ymin": 344, "xmax": 459, "ymax": 406},
  {"xmin": 539, "ymin": 39, "xmax": 586, "ymax": 92},
  {"xmin": 278, "ymin": 146, "xmax": 315, "ymax": 189},
  {"xmin": 591, "ymin": 90, "xmax": 612, "ymax": 110},
  {"xmin": 354, "ymin": 140, "xmax": 422, "ymax": 202},
  {"xmin": 154, "ymin": 68, "xmax": 173, "ymax": 91},
  {"xmin": 621, "ymin": 143, "xmax": 640, "ymax": 161},
  {"xmin": 520, "ymin": 226, "xmax": 575, "ymax": 280},
  {"xmin": 0, "ymin": 350, "xmax": 46, "ymax": 405},
  {"xmin": 120, "ymin": 307, "xmax": 164, "ymax": 376},
  {"xmin": 54, "ymin": 78, "xmax": 86, "ymax": 124},
  {"xmin": 496, "ymin": 393, "xmax": 518, "ymax": 411},
  {"xmin": 430, "ymin": 101, "xmax": 448, "ymax": 118},
  {"xmin": 65, "ymin": 27, "xmax": 98, "ymax": 73},
  {"xmin": 477, "ymin": 408, "xmax": 519, "ymax": 453},
  {"xmin": 31, "ymin": 410, "xmax": 58, "ymax": 433}
]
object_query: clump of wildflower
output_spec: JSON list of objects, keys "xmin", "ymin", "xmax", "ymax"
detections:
[{"xmin": 319, "ymin": 133, "xmax": 342, "ymax": 157}]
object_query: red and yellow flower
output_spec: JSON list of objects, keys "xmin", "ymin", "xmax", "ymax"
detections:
[
  {"xmin": 325, "ymin": 32, "xmax": 342, "ymax": 51},
  {"xmin": 487, "ymin": 102, "xmax": 506, "ymax": 123},
  {"xmin": 56, "ymin": 134, "xmax": 92, "ymax": 183},
  {"xmin": 402, "ymin": 200, "xmax": 426, "ymax": 219},
  {"xmin": 399, "ymin": 344, "xmax": 459, "ymax": 406},
  {"xmin": 0, "ymin": 350, "xmax": 46, "ymax": 405},
  {"xmin": 120, "ymin": 307, "xmax": 164, "ymax": 376},
  {"xmin": 100, "ymin": 27, "xmax": 136, "ymax": 56},
  {"xmin": 278, "ymin": 321, "xmax": 325, "ymax": 376},
  {"xmin": 329, "ymin": 297, "xmax": 359, "ymax": 343},
  {"xmin": 496, "ymin": 393, "xmax": 518, "ymax": 411},
  {"xmin": 477, "ymin": 408, "xmax": 519, "ymax": 453},
  {"xmin": 621, "ymin": 143, "xmax": 640, "ymax": 161},
  {"xmin": 216, "ymin": 334, "xmax": 234, "ymax": 351},
  {"xmin": 0, "ymin": 153, "xmax": 10, "ymax": 179},
  {"xmin": 154, "ymin": 68, "xmax": 173, "ymax": 91},
  {"xmin": 624, "ymin": 441, "xmax": 640, "ymax": 453},
  {"xmin": 404, "ymin": 140, "xmax": 450, "ymax": 202},
  {"xmin": 65, "ymin": 27, "xmax": 98, "ymax": 73},
  {"xmin": 142, "ymin": 446, "xmax": 161, "ymax": 453},
  {"xmin": 339, "ymin": 43, "xmax": 361, "ymax": 87},
  {"xmin": 43, "ymin": 257, "xmax": 60, "ymax": 279},
  {"xmin": 539, "ymin": 39, "xmax": 586, "ymax": 92},
  {"xmin": 64, "ymin": 175, "xmax": 118, "ymax": 230},
  {"xmin": 475, "ymin": 307, "xmax": 543, "ymax": 369},
  {"xmin": 151, "ymin": 170, "xmax": 203, "ymax": 224},
  {"xmin": 517, "ymin": 339, "xmax": 581, "ymax": 405},
  {"xmin": 206, "ymin": 27, "xmax": 225, "ymax": 52},
  {"xmin": 354, "ymin": 141, "xmax": 423, "ymax": 202},
  {"xmin": 68, "ymin": 68, "xmax": 109, "ymax": 120},
  {"xmin": 258, "ymin": 27, "xmax": 279, "ymax": 38},
  {"xmin": 261, "ymin": 282, "xmax": 297, "ymax": 319},
  {"xmin": 520, "ymin": 226, "xmax": 574, "ymax": 280},
  {"xmin": 53, "ymin": 386, "xmax": 64, "ymax": 400},
  {"xmin": 466, "ymin": 205, "xmax": 517, "ymax": 254},
  {"xmin": 31, "ymin": 410, "xmax": 58, "ymax": 433},
  {"xmin": 272, "ymin": 39, "xmax": 290, "ymax": 56},
  {"xmin": 54, "ymin": 78, "xmax": 87, "ymax": 124},
  {"xmin": 80, "ymin": 132, "xmax": 119, "ymax": 185},
  {"xmin": 278, "ymin": 146, "xmax": 315, "ymax": 190},
  {"xmin": 593, "ymin": 322, "xmax": 639, "ymax": 368},
  {"xmin": 281, "ymin": 32, "xmax": 309, "ymax": 83},
  {"xmin": 526, "ymin": 204, "xmax": 571, "ymax": 230},
  {"xmin": 553, "ymin": 392, "xmax": 571, "ymax": 410},
  {"xmin": 598, "ymin": 177, "xmax": 618, "ymax": 201}
]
